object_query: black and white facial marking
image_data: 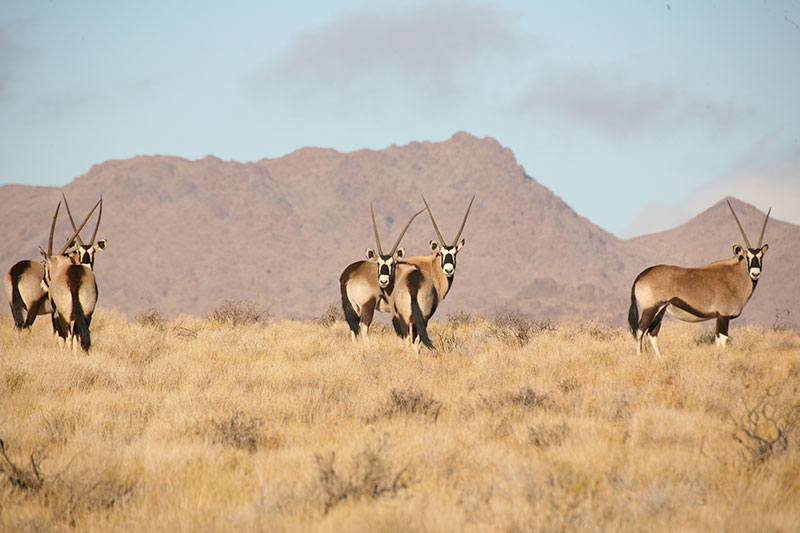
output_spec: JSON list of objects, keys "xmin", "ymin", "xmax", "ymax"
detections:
[
  {"xmin": 430, "ymin": 239, "xmax": 465, "ymax": 277},
  {"xmin": 71, "ymin": 240, "xmax": 107, "ymax": 270},
  {"xmin": 366, "ymin": 247, "xmax": 405, "ymax": 288},
  {"xmin": 734, "ymin": 244, "xmax": 769, "ymax": 281}
]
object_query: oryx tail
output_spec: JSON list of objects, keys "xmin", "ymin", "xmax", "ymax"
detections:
[
  {"xmin": 8, "ymin": 264, "xmax": 27, "ymax": 328},
  {"xmin": 627, "ymin": 284, "xmax": 639, "ymax": 339},
  {"xmin": 70, "ymin": 268, "xmax": 91, "ymax": 351},
  {"xmin": 409, "ymin": 269, "xmax": 435, "ymax": 349}
]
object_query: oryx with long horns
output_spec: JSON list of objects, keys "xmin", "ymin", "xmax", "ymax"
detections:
[
  {"xmin": 61, "ymin": 193, "xmax": 107, "ymax": 269},
  {"xmin": 404, "ymin": 195, "xmax": 474, "ymax": 302},
  {"xmin": 339, "ymin": 204, "xmax": 424, "ymax": 340},
  {"xmin": 41, "ymin": 199, "xmax": 102, "ymax": 351},
  {"xmin": 4, "ymin": 196, "xmax": 104, "ymax": 330},
  {"xmin": 628, "ymin": 200, "xmax": 770, "ymax": 358}
]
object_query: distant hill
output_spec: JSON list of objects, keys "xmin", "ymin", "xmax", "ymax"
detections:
[{"xmin": 2, "ymin": 132, "xmax": 797, "ymax": 327}]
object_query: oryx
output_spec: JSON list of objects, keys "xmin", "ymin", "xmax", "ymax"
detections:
[
  {"xmin": 628, "ymin": 200, "xmax": 770, "ymax": 358},
  {"xmin": 386, "ymin": 259, "xmax": 438, "ymax": 351},
  {"xmin": 404, "ymin": 195, "xmax": 474, "ymax": 301},
  {"xmin": 339, "ymin": 204, "xmax": 424, "ymax": 339},
  {"xmin": 4, "ymin": 196, "xmax": 103, "ymax": 330},
  {"xmin": 41, "ymin": 200, "xmax": 102, "ymax": 352},
  {"xmin": 61, "ymin": 193, "xmax": 107, "ymax": 269}
]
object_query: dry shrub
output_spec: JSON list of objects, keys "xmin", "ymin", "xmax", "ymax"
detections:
[
  {"xmin": 488, "ymin": 311, "xmax": 556, "ymax": 346},
  {"xmin": 206, "ymin": 300, "xmax": 270, "ymax": 326},
  {"xmin": 773, "ymin": 309, "xmax": 791, "ymax": 332},
  {"xmin": 529, "ymin": 422, "xmax": 569, "ymax": 448},
  {"xmin": 315, "ymin": 437, "xmax": 411, "ymax": 514},
  {"xmin": 369, "ymin": 388, "xmax": 442, "ymax": 422},
  {"xmin": 316, "ymin": 303, "xmax": 344, "ymax": 327},
  {"xmin": 728, "ymin": 389, "xmax": 800, "ymax": 465},
  {"xmin": 203, "ymin": 412, "xmax": 279, "ymax": 453},
  {"xmin": 0, "ymin": 438, "xmax": 44, "ymax": 491},
  {"xmin": 134, "ymin": 308, "xmax": 167, "ymax": 330},
  {"xmin": 446, "ymin": 310, "xmax": 476, "ymax": 327},
  {"xmin": 482, "ymin": 387, "xmax": 555, "ymax": 413}
]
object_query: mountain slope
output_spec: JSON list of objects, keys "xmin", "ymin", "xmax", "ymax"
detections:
[{"xmin": 1, "ymin": 132, "xmax": 797, "ymax": 327}]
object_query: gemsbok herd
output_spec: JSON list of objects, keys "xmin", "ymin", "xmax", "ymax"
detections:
[{"xmin": 5, "ymin": 193, "xmax": 771, "ymax": 357}]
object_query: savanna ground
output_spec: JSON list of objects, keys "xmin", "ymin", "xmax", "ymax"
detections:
[{"xmin": 1, "ymin": 303, "xmax": 799, "ymax": 532}]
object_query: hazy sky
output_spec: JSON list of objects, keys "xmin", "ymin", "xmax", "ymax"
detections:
[{"xmin": 1, "ymin": 1, "xmax": 798, "ymax": 236}]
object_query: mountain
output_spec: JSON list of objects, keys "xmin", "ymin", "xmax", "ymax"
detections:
[{"xmin": 1, "ymin": 132, "xmax": 797, "ymax": 328}]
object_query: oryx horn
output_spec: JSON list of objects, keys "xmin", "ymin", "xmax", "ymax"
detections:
[
  {"xmin": 389, "ymin": 208, "xmax": 425, "ymax": 255},
  {"xmin": 422, "ymin": 194, "xmax": 475, "ymax": 246},
  {"xmin": 757, "ymin": 208, "xmax": 771, "ymax": 248},
  {"xmin": 63, "ymin": 194, "xmax": 103, "ymax": 245},
  {"xmin": 370, "ymin": 202, "xmax": 384, "ymax": 256},
  {"xmin": 62, "ymin": 193, "xmax": 85, "ymax": 246},
  {"xmin": 90, "ymin": 196, "xmax": 103, "ymax": 245},
  {"xmin": 370, "ymin": 203, "xmax": 425, "ymax": 256},
  {"xmin": 727, "ymin": 200, "xmax": 752, "ymax": 249},
  {"xmin": 48, "ymin": 198, "xmax": 102, "ymax": 257}
]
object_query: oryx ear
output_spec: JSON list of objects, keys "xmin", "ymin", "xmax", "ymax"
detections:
[
  {"xmin": 732, "ymin": 245, "xmax": 744, "ymax": 257},
  {"xmin": 394, "ymin": 248, "xmax": 405, "ymax": 260},
  {"xmin": 456, "ymin": 238, "xmax": 465, "ymax": 252},
  {"xmin": 429, "ymin": 240, "xmax": 440, "ymax": 252},
  {"xmin": 39, "ymin": 246, "xmax": 47, "ymax": 259},
  {"xmin": 96, "ymin": 239, "xmax": 108, "ymax": 250},
  {"xmin": 366, "ymin": 248, "xmax": 377, "ymax": 261},
  {"xmin": 760, "ymin": 244, "xmax": 769, "ymax": 254}
]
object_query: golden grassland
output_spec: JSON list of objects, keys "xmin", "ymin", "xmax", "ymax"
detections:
[{"xmin": 1, "ymin": 306, "xmax": 799, "ymax": 532}]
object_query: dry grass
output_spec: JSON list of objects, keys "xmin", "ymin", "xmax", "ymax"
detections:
[{"xmin": 1, "ymin": 309, "xmax": 799, "ymax": 531}]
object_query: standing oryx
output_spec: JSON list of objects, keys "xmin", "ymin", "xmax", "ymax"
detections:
[
  {"xmin": 339, "ymin": 204, "xmax": 424, "ymax": 339},
  {"xmin": 4, "ymin": 196, "xmax": 103, "ymax": 330},
  {"xmin": 385, "ymin": 195, "xmax": 474, "ymax": 351},
  {"xmin": 628, "ymin": 200, "xmax": 770, "ymax": 358},
  {"xmin": 41, "ymin": 200, "xmax": 102, "ymax": 352},
  {"xmin": 404, "ymin": 195, "xmax": 474, "ymax": 301},
  {"xmin": 61, "ymin": 193, "xmax": 107, "ymax": 269}
]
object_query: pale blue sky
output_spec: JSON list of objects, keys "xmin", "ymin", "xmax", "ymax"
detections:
[{"xmin": 1, "ymin": 1, "xmax": 798, "ymax": 236}]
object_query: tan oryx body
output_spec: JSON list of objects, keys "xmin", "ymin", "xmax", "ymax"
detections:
[
  {"xmin": 41, "ymin": 200, "xmax": 102, "ymax": 352},
  {"xmin": 386, "ymin": 261, "xmax": 438, "ymax": 351},
  {"xmin": 628, "ymin": 201, "xmax": 770, "ymax": 358},
  {"xmin": 339, "ymin": 205, "xmax": 423, "ymax": 340},
  {"xmin": 404, "ymin": 195, "xmax": 474, "ymax": 302}
]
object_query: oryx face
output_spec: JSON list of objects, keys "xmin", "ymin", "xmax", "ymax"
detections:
[
  {"xmin": 430, "ymin": 240, "xmax": 465, "ymax": 277},
  {"xmin": 366, "ymin": 248, "xmax": 405, "ymax": 288},
  {"xmin": 71, "ymin": 240, "xmax": 108, "ymax": 269},
  {"xmin": 734, "ymin": 244, "xmax": 769, "ymax": 281}
]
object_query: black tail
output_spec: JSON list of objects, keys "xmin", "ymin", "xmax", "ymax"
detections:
[
  {"xmin": 340, "ymin": 280, "xmax": 361, "ymax": 338},
  {"xmin": 9, "ymin": 279, "xmax": 27, "ymax": 329},
  {"xmin": 409, "ymin": 271, "xmax": 434, "ymax": 350},
  {"xmin": 627, "ymin": 283, "xmax": 639, "ymax": 339},
  {"xmin": 70, "ymin": 275, "xmax": 91, "ymax": 351}
]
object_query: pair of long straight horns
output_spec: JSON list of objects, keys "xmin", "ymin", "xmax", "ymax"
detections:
[
  {"xmin": 62, "ymin": 193, "xmax": 103, "ymax": 246},
  {"xmin": 422, "ymin": 195, "xmax": 475, "ymax": 247},
  {"xmin": 727, "ymin": 200, "xmax": 770, "ymax": 249},
  {"xmin": 47, "ymin": 198, "xmax": 102, "ymax": 257},
  {"xmin": 370, "ymin": 203, "xmax": 425, "ymax": 257}
]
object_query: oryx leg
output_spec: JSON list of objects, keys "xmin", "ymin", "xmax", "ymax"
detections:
[
  {"xmin": 52, "ymin": 313, "xmax": 70, "ymax": 350},
  {"xmin": 23, "ymin": 297, "xmax": 44, "ymax": 329},
  {"xmin": 715, "ymin": 316, "xmax": 730, "ymax": 347},
  {"xmin": 636, "ymin": 305, "xmax": 663, "ymax": 355},
  {"xmin": 645, "ymin": 306, "xmax": 667, "ymax": 359},
  {"xmin": 359, "ymin": 299, "xmax": 377, "ymax": 340}
]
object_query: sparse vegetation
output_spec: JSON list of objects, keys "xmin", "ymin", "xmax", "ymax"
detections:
[
  {"xmin": 1, "ymin": 310, "xmax": 799, "ymax": 531},
  {"xmin": 206, "ymin": 299, "xmax": 270, "ymax": 326}
]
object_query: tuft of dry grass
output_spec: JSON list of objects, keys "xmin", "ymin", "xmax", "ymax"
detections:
[{"xmin": 1, "ymin": 309, "xmax": 799, "ymax": 531}]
